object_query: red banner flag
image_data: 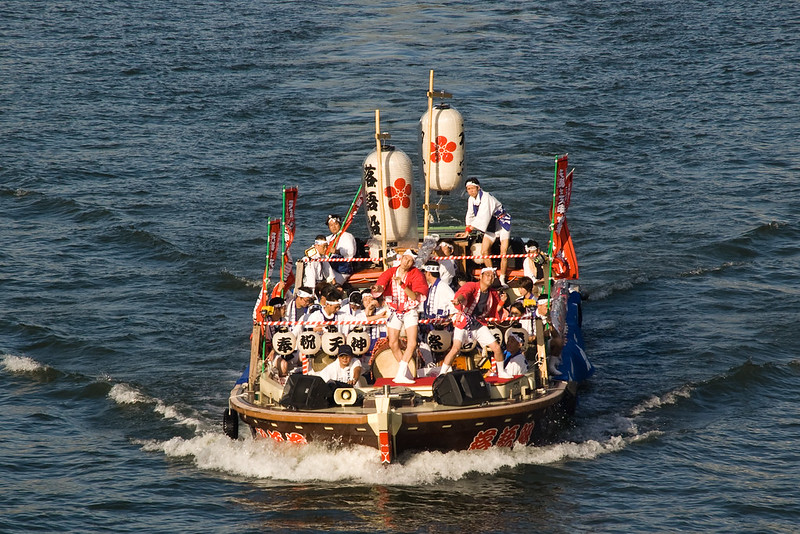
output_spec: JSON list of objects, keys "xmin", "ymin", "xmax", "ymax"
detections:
[
  {"xmin": 267, "ymin": 218, "xmax": 281, "ymax": 280},
  {"xmin": 253, "ymin": 218, "xmax": 282, "ymax": 320},
  {"xmin": 279, "ymin": 187, "xmax": 298, "ymax": 287},
  {"xmin": 551, "ymin": 155, "xmax": 572, "ymax": 225},
  {"xmin": 551, "ymin": 217, "xmax": 579, "ymax": 280},
  {"xmin": 283, "ymin": 187, "xmax": 298, "ymax": 251}
]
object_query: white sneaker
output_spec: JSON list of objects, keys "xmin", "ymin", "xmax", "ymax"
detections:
[
  {"xmin": 393, "ymin": 374, "xmax": 415, "ymax": 384},
  {"xmin": 393, "ymin": 360, "xmax": 415, "ymax": 384},
  {"xmin": 496, "ymin": 360, "xmax": 512, "ymax": 379}
]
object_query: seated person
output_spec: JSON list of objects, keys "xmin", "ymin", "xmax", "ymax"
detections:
[
  {"xmin": 302, "ymin": 235, "xmax": 347, "ymax": 288},
  {"xmin": 325, "ymin": 214, "xmax": 356, "ymax": 281},
  {"xmin": 495, "ymin": 290, "xmax": 511, "ymax": 322},
  {"xmin": 281, "ymin": 284, "xmax": 317, "ymax": 322},
  {"xmin": 300, "ymin": 286, "xmax": 347, "ymax": 335},
  {"xmin": 523, "ymin": 240, "xmax": 547, "ymax": 283},
  {"xmin": 316, "ymin": 344, "xmax": 363, "ymax": 386},
  {"xmin": 260, "ymin": 297, "xmax": 296, "ymax": 377},
  {"xmin": 514, "ymin": 276, "xmax": 537, "ymax": 305},
  {"xmin": 325, "ymin": 214, "xmax": 357, "ymax": 258},
  {"xmin": 360, "ymin": 288, "xmax": 388, "ymax": 352},
  {"xmin": 339, "ymin": 290, "xmax": 365, "ymax": 336},
  {"xmin": 435, "ymin": 240, "xmax": 458, "ymax": 290},
  {"xmin": 503, "ymin": 332, "xmax": 529, "ymax": 376}
]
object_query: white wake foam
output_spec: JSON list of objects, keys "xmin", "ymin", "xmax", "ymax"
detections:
[
  {"xmin": 141, "ymin": 429, "xmax": 643, "ymax": 486},
  {"xmin": 1, "ymin": 353, "xmax": 45, "ymax": 373},
  {"xmin": 630, "ymin": 385, "xmax": 693, "ymax": 416},
  {"xmin": 108, "ymin": 383, "xmax": 207, "ymax": 431}
]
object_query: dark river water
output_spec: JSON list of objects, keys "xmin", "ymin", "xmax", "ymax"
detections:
[{"xmin": 2, "ymin": 1, "xmax": 799, "ymax": 532}]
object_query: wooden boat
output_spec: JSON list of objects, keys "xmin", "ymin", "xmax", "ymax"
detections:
[{"xmin": 223, "ymin": 72, "xmax": 593, "ymax": 463}]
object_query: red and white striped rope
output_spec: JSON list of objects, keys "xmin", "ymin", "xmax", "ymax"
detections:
[
  {"xmin": 303, "ymin": 253, "xmax": 538, "ymax": 262},
  {"xmin": 258, "ymin": 314, "xmax": 535, "ymax": 327}
]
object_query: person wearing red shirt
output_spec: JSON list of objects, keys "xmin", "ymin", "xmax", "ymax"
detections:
[
  {"xmin": 438, "ymin": 267, "xmax": 512, "ymax": 378},
  {"xmin": 371, "ymin": 249, "xmax": 429, "ymax": 383}
]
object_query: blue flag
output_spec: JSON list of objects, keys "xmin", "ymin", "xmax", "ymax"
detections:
[{"xmin": 555, "ymin": 290, "xmax": 594, "ymax": 382}]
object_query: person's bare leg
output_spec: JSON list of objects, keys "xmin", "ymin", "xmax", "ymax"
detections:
[{"xmin": 388, "ymin": 327, "xmax": 402, "ymax": 361}]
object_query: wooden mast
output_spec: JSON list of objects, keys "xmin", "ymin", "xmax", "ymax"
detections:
[
  {"xmin": 375, "ymin": 110, "xmax": 389, "ymax": 268},
  {"xmin": 423, "ymin": 70, "xmax": 434, "ymax": 238}
]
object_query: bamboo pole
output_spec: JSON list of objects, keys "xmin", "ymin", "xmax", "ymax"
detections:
[
  {"xmin": 375, "ymin": 110, "xmax": 388, "ymax": 269},
  {"xmin": 535, "ymin": 317, "xmax": 549, "ymax": 386},
  {"xmin": 279, "ymin": 186, "xmax": 287, "ymax": 296},
  {"xmin": 546, "ymin": 155, "xmax": 563, "ymax": 305},
  {"xmin": 423, "ymin": 69, "xmax": 434, "ymax": 238},
  {"xmin": 248, "ymin": 323, "xmax": 261, "ymax": 394}
]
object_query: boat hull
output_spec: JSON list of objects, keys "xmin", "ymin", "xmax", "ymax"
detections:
[{"xmin": 228, "ymin": 380, "xmax": 575, "ymax": 460}]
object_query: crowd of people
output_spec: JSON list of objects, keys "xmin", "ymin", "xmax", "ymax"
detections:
[{"xmin": 257, "ymin": 179, "xmax": 552, "ymax": 386}]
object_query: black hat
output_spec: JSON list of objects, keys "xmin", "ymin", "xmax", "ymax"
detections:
[
  {"xmin": 337, "ymin": 344, "xmax": 354, "ymax": 357},
  {"xmin": 348, "ymin": 291, "xmax": 362, "ymax": 307}
]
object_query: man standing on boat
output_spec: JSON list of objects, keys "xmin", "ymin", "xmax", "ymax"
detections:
[
  {"xmin": 371, "ymin": 249, "xmax": 429, "ymax": 384},
  {"xmin": 438, "ymin": 267, "xmax": 512, "ymax": 378},
  {"xmin": 455, "ymin": 178, "xmax": 512, "ymax": 287},
  {"xmin": 418, "ymin": 261, "xmax": 456, "ymax": 366}
]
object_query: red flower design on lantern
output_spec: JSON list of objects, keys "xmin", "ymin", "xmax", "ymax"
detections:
[
  {"xmin": 430, "ymin": 135, "xmax": 457, "ymax": 163},
  {"xmin": 384, "ymin": 178, "xmax": 412, "ymax": 210}
]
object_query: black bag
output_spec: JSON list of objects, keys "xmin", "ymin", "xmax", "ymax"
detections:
[
  {"xmin": 330, "ymin": 253, "xmax": 353, "ymax": 275},
  {"xmin": 280, "ymin": 374, "xmax": 332, "ymax": 410},
  {"xmin": 433, "ymin": 370, "xmax": 491, "ymax": 406}
]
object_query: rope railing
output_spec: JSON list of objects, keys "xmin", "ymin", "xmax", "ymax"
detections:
[
  {"xmin": 257, "ymin": 314, "xmax": 536, "ymax": 327},
  {"xmin": 302, "ymin": 252, "xmax": 540, "ymax": 262}
]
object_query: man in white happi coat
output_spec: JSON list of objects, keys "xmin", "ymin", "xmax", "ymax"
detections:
[
  {"xmin": 417, "ymin": 261, "xmax": 456, "ymax": 365},
  {"xmin": 302, "ymin": 235, "xmax": 347, "ymax": 289},
  {"xmin": 325, "ymin": 214, "xmax": 357, "ymax": 259},
  {"xmin": 455, "ymin": 178, "xmax": 512, "ymax": 286}
]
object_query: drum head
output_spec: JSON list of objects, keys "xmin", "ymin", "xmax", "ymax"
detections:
[
  {"xmin": 371, "ymin": 346, "xmax": 418, "ymax": 380},
  {"xmin": 310, "ymin": 351, "xmax": 336, "ymax": 372}
]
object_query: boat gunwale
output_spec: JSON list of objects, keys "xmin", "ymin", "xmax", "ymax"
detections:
[{"xmin": 229, "ymin": 380, "xmax": 568, "ymax": 425}]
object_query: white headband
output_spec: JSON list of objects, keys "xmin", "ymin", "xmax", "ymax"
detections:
[
  {"xmin": 295, "ymin": 289, "xmax": 314, "ymax": 299},
  {"xmin": 507, "ymin": 332, "xmax": 524, "ymax": 344},
  {"xmin": 465, "ymin": 179, "xmax": 480, "ymax": 188},
  {"xmin": 325, "ymin": 299, "xmax": 342, "ymax": 306},
  {"xmin": 403, "ymin": 249, "xmax": 417, "ymax": 258},
  {"xmin": 525, "ymin": 245, "xmax": 538, "ymax": 252},
  {"xmin": 424, "ymin": 264, "xmax": 440, "ymax": 272},
  {"xmin": 480, "ymin": 267, "xmax": 496, "ymax": 274},
  {"xmin": 315, "ymin": 238, "xmax": 327, "ymax": 245}
]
